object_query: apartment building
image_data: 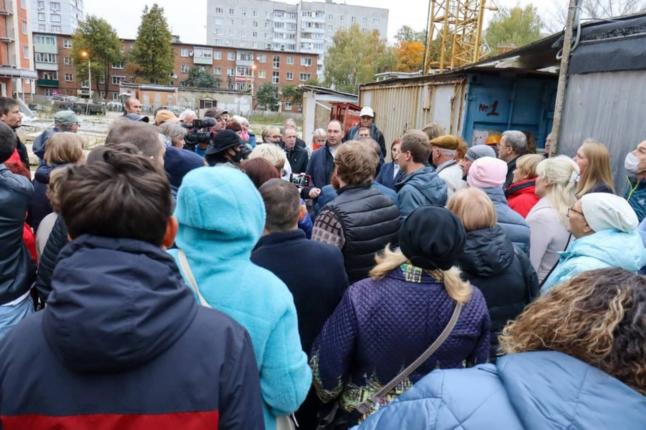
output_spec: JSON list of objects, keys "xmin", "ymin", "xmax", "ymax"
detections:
[
  {"xmin": 28, "ymin": 0, "xmax": 83, "ymax": 34},
  {"xmin": 33, "ymin": 32, "xmax": 318, "ymax": 111},
  {"xmin": 0, "ymin": 0, "xmax": 36, "ymax": 97},
  {"xmin": 206, "ymin": 0, "xmax": 388, "ymax": 79}
]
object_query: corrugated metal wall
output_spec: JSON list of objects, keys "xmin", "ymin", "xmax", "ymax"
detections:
[
  {"xmin": 359, "ymin": 79, "xmax": 467, "ymax": 154},
  {"xmin": 559, "ymin": 71, "xmax": 646, "ymax": 194}
]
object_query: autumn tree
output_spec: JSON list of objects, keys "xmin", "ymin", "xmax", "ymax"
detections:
[
  {"xmin": 394, "ymin": 40, "xmax": 425, "ymax": 72},
  {"xmin": 485, "ymin": 5, "xmax": 543, "ymax": 53},
  {"xmin": 324, "ymin": 24, "xmax": 395, "ymax": 93},
  {"xmin": 128, "ymin": 4, "xmax": 174, "ymax": 84},
  {"xmin": 71, "ymin": 16, "xmax": 122, "ymax": 97}
]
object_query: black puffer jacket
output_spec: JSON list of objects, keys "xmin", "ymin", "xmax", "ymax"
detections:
[
  {"xmin": 457, "ymin": 225, "xmax": 538, "ymax": 360},
  {"xmin": 34, "ymin": 216, "xmax": 69, "ymax": 303}
]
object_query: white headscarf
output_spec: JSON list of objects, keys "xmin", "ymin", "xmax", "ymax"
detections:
[{"xmin": 580, "ymin": 193, "xmax": 639, "ymax": 233}]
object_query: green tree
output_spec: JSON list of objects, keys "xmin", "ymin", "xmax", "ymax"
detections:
[
  {"xmin": 324, "ymin": 24, "xmax": 396, "ymax": 93},
  {"xmin": 395, "ymin": 25, "xmax": 427, "ymax": 43},
  {"xmin": 485, "ymin": 5, "xmax": 542, "ymax": 53},
  {"xmin": 256, "ymin": 83, "xmax": 279, "ymax": 111},
  {"xmin": 281, "ymin": 85, "xmax": 302, "ymax": 105},
  {"xmin": 71, "ymin": 16, "xmax": 122, "ymax": 97},
  {"xmin": 182, "ymin": 67, "xmax": 220, "ymax": 89},
  {"xmin": 128, "ymin": 4, "xmax": 174, "ymax": 84}
]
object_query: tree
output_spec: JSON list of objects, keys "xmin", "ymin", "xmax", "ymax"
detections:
[
  {"xmin": 281, "ymin": 85, "xmax": 302, "ymax": 105},
  {"xmin": 485, "ymin": 5, "xmax": 543, "ymax": 53},
  {"xmin": 71, "ymin": 16, "xmax": 122, "ymax": 97},
  {"xmin": 128, "ymin": 4, "xmax": 174, "ymax": 84},
  {"xmin": 182, "ymin": 67, "xmax": 220, "ymax": 89},
  {"xmin": 256, "ymin": 83, "xmax": 279, "ymax": 111},
  {"xmin": 545, "ymin": 0, "xmax": 646, "ymax": 32},
  {"xmin": 324, "ymin": 24, "xmax": 396, "ymax": 93},
  {"xmin": 395, "ymin": 25, "xmax": 427, "ymax": 43},
  {"xmin": 394, "ymin": 40, "xmax": 425, "ymax": 72}
]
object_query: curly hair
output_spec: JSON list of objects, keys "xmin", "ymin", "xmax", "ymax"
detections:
[{"xmin": 499, "ymin": 268, "xmax": 646, "ymax": 394}]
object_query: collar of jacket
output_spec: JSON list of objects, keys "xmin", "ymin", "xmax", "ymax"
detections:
[
  {"xmin": 506, "ymin": 178, "xmax": 536, "ymax": 196},
  {"xmin": 391, "ymin": 263, "xmax": 442, "ymax": 284},
  {"xmin": 336, "ymin": 183, "xmax": 372, "ymax": 195},
  {"xmin": 255, "ymin": 229, "xmax": 305, "ymax": 249},
  {"xmin": 435, "ymin": 159, "xmax": 457, "ymax": 174}
]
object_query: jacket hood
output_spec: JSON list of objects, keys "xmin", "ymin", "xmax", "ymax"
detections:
[
  {"xmin": 565, "ymin": 229, "xmax": 646, "ymax": 270},
  {"xmin": 506, "ymin": 179, "xmax": 536, "ymax": 197},
  {"xmin": 34, "ymin": 163, "xmax": 58, "ymax": 184},
  {"xmin": 174, "ymin": 166, "xmax": 265, "ymax": 262},
  {"xmin": 498, "ymin": 351, "xmax": 646, "ymax": 428},
  {"xmin": 396, "ymin": 166, "xmax": 447, "ymax": 196},
  {"xmin": 482, "ymin": 186, "xmax": 507, "ymax": 204},
  {"xmin": 43, "ymin": 235, "xmax": 198, "ymax": 373},
  {"xmin": 458, "ymin": 226, "xmax": 514, "ymax": 276}
]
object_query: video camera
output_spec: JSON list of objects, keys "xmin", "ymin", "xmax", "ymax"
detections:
[
  {"xmin": 289, "ymin": 173, "xmax": 311, "ymax": 188},
  {"xmin": 183, "ymin": 117, "xmax": 217, "ymax": 151}
]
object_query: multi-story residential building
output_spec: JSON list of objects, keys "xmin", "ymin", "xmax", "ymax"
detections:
[
  {"xmin": 28, "ymin": 0, "xmax": 83, "ymax": 34},
  {"xmin": 32, "ymin": 32, "xmax": 318, "ymax": 111},
  {"xmin": 206, "ymin": 0, "xmax": 388, "ymax": 80},
  {"xmin": 0, "ymin": 0, "xmax": 36, "ymax": 97}
]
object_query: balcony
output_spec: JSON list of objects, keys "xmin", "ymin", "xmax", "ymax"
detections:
[
  {"xmin": 37, "ymin": 79, "xmax": 59, "ymax": 88},
  {"xmin": 0, "ymin": 35, "xmax": 13, "ymax": 43}
]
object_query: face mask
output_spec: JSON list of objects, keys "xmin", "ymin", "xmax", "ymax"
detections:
[{"xmin": 625, "ymin": 152, "xmax": 641, "ymax": 175}]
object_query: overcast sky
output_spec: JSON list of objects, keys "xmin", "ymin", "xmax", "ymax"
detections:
[{"xmin": 82, "ymin": 0, "xmax": 565, "ymax": 44}]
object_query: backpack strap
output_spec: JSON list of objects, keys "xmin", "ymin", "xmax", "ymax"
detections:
[{"xmin": 176, "ymin": 249, "xmax": 209, "ymax": 307}]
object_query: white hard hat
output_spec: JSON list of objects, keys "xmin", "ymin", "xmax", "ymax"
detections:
[{"xmin": 360, "ymin": 106, "xmax": 374, "ymax": 117}]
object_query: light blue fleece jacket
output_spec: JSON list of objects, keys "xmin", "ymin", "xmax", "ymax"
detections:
[
  {"xmin": 168, "ymin": 166, "xmax": 311, "ymax": 430},
  {"xmin": 541, "ymin": 228, "xmax": 646, "ymax": 294}
]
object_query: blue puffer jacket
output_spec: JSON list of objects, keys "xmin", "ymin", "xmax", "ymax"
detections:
[
  {"xmin": 541, "ymin": 228, "xmax": 646, "ymax": 294},
  {"xmin": 483, "ymin": 187, "xmax": 530, "ymax": 254},
  {"xmin": 168, "ymin": 166, "xmax": 311, "ymax": 430},
  {"xmin": 395, "ymin": 167, "xmax": 448, "ymax": 217},
  {"xmin": 356, "ymin": 351, "xmax": 646, "ymax": 430}
]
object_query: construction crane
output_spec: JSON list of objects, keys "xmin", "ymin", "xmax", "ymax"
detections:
[{"xmin": 423, "ymin": 0, "xmax": 489, "ymax": 73}]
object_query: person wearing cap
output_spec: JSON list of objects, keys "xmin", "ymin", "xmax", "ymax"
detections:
[
  {"xmin": 460, "ymin": 144, "xmax": 496, "ymax": 179},
  {"xmin": 467, "ymin": 157, "xmax": 530, "ymax": 254},
  {"xmin": 541, "ymin": 193, "xmax": 646, "ymax": 293},
  {"xmin": 430, "ymin": 135, "xmax": 466, "ymax": 198},
  {"xmin": 395, "ymin": 130, "xmax": 448, "ymax": 218},
  {"xmin": 204, "ymin": 129, "xmax": 246, "ymax": 168},
  {"xmin": 32, "ymin": 110, "xmax": 80, "ymax": 163},
  {"xmin": 311, "ymin": 206, "xmax": 490, "ymax": 428},
  {"xmin": 154, "ymin": 109, "xmax": 178, "ymax": 126},
  {"xmin": 344, "ymin": 106, "xmax": 386, "ymax": 157}
]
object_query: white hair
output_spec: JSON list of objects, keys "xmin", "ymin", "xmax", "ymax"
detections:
[
  {"xmin": 179, "ymin": 109, "xmax": 196, "ymax": 122},
  {"xmin": 313, "ymin": 128, "xmax": 327, "ymax": 139}
]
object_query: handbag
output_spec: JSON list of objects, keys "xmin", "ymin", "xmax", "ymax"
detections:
[
  {"xmin": 316, "ymin": 301, "xmax": 463, "ymax": 429},
  {"xmin": 176, "ymin": 249, "xmax": 298, "ymax": 429}
]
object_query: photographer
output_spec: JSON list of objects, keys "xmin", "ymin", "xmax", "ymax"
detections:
[
  {"xmin": 183, "ymin": 117, "xmax": 217, "ymax": 157},
  {"xmin": 205, "ymin": 129, "xmax": 248, "ymax": 168}
]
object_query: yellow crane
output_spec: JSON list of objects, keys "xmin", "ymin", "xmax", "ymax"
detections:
[{"xmin": 423, "ymin": 0, "xmax": 489, "ymax": 72}]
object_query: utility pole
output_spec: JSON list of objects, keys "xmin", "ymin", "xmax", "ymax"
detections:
[{"xmin": 549, "ymin": 0, "xmax": 581, "ymax": 157}]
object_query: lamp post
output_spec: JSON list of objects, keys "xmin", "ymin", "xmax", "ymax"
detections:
[
  {"xmin": 80, "ymin": 50, "xmax": 92, "ymax": 99},
  {"xmin": 251, "ymin": 62, "xmax": 257, "ymax": 109}
]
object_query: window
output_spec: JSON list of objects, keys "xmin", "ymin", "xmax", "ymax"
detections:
[
  {"xmin": 229, "ymin": 8, "xmax": 234, "ymax": 15},
  {"xmin": 258, "ymin": 54, "xmax": 267, "ymax": 63},
  {"xmin": 112, "ymin": 75, "xmax": 125, "ymax": 85},
  {"xmin": 63, "ymin": 56, "xmax": 71, "ymax": 65},
  {"xmin": 300, "ymin": 73, "xmax": 311, "ymax": 81},
  {"xmin": 213, "ymin": 50, "xmax": 222, "ymax": 60},
  {"xmin": 215, "ymin": 7, "xmax": 223, "ymax": 14},
  {"xmin": 23, "ymin": 46, "xmax": 29, "ymax": 59},
  {"xmin": 38, "ymin": 24, "xmax": 46, "ymax": 31},
  {"xmin": 112, "ymin": 62, "xmax": 124, "ymax": 69},
  {"xmin": 236, "ymin": 66, "xmax": 251, "ymax": 77},
  {"xmin": 286, "ymin": 72, "xmax": 294, "ymax": 80},
  {"xmin": 180, "ymin": 48, "xmax": 189, "ymax": 57},
  {"xmin": 50, "ymin": 14, "xmax": 61, "ymax": 23},
  {"xmin": 64, "ymin": 73, "xmax": 73, "ymax": 81},
  {"xmin": 37, "ymin": 0, "xmax": 44, "ymax": 9},
  {"xmin": 213, "ymin": 67, "xmax": 222, "ymax": 75},
  {"xmin": 272, "ymin": 55, "xmax": 280, "ymax": 69},
  {"xmin": 272, "ymin": 71, "xmax": 279, "ymax": 84},
  {"xmin": 238, "ymin": 52, "xmax": 253, "ymax": 62},
  {"xmin": 38, "ymin": 12, "xmax": 45, "ymax": 21},
  {"xmin": 286, "ymin": 55, "xmax": 294, "ymax": 65},
  {"xmin": 258, "ymin": 70, "xmax": 266, "ymax": 79},
  {"xmin": 51, "ymin": 25, "xmax": 61, "ymax": 32},
  {"xmin": 35, "ymin": 35, "xmax": 55, "ymax": 45},
  {"xmin": 253, "ymin": 21, "xmax": 258, "ymax": 27},
  {"xmin": 252, "ymin": 32, "xmax": 257, "ymax": 37},
  {"xmin": 44, "ymin": 88, "xmax": 54, "ymax": 96},
  {"xmin": 50, "ymin": 1, "xmax": 61, "ymax": 11},
  {"xmin": 180, "ymin": 63, "xmax": 189, "ymax": 73},
  {"xmin": 227, "ymin": 68, "xmax": 234, "ymax": 76},
  {"xmin": 21, "ymin": 21, "xmax": 27, "ymax": 34},
  {"xmin": 300, "ymin": 57, "xmax": 312, "ymax": 67},
  {"xmin": 284, "ymin": 101, "xmax": 292, "ymax": 110},
  {"xmin": 35, "ymin": 52, "xmax": 57, "ymax": 63},
  {"xmin": 227, "ymin": 52, "xmax": 235, "ymax": 61},
  {"xmin": 63, "ymin": 39, "xmax": 72, "ymax": 48},
  {"xmin": 112, "ymin": 92, "xmax": 120, "ymax": 100}
]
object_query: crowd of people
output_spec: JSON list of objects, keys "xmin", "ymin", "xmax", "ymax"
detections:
[{"xmin": 0, "ymin": 95, "xmax": 644, "ymax": 429}]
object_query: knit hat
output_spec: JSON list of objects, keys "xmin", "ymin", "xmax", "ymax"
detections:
[
  {"xmin": 54, "ymin": 110, "xmax": 79, "ymax": 126},
  {"xmin": 465, "ymin": 144, "xmax": 496, "ymax": 161},
  {"xmin": 580, "ymin": 193, "xmax": 639, "ymax": 233},
  {"xmin": 154, "ymin": 109, "xmax": 178, "ymax": 126},
  {"xmin": 205, "ymin": 130, "xmax": 241, "ymax": 155},
  {"xmin": 399, "ymin": 206, "xmax": 466, "ymax": 271},
  {"xmin": 467, "ymin": 156, "xmax": 508, "ymax": 189},
  {"xmin": 430, "ymin": 135, "xmax": 460, "ymax": 150}
]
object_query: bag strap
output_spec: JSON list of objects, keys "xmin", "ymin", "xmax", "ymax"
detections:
[
  {"xmin": 355, "ymin": 301, "xmax": 463, "ymax": 416},
  {"xmin": 538, "ymin": 233, "xmax": 572, "ymax": 289},
  {"xmin": 177, "ymin": 249, "xmax": 209, "ymax": 307}
]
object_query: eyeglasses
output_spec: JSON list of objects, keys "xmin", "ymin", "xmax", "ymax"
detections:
[{"xmin": 567, "ymin": 207, "xmax": 584, "ymax": 218}]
